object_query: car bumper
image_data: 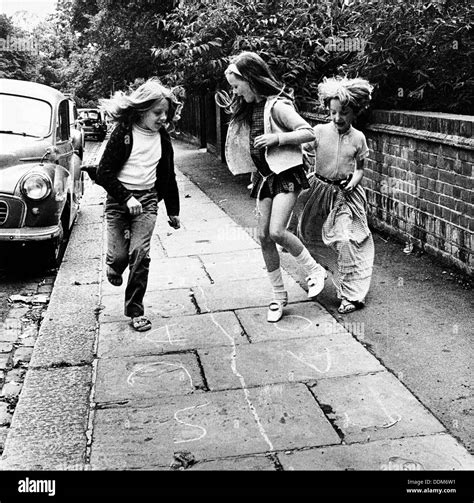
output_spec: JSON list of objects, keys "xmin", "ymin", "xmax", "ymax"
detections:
[{"xmin": 0, "ymin": 225, "xmax": 61, "ymax": 242}]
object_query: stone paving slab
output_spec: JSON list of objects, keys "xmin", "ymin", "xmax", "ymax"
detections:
[
  {"xmin": 277, "ymin": 433, "xmax": 474, "ymax": 470},
  {"xmin": 147, "ymin": 257, "xmax": 211, "ymax": 291},
  {"xmin": 235, "ymin": 302, "xmax": 341, "ymax": 343},
  {"xmin": 179, "ymin": 217, "xmax": 235, "ymax": 233},
  {"xmin": 98, "ymin": 312, "xmax": 248, "ymax": 359},
  {"xmin": 95, "ymin": 353, "xmax": 206, "ymax": 403},
  {"xmin": 159, "ymin": 227, "xmax": 258, "ymax": 257},
  {"xmin": 193, "ymin": 276, "xmax": 308, "ymax": 312},
  {"xmin": 310, "ymin": 372, "xmax": 446, "ymax": 444},
  {"xmin": 187, "ymin": 454, "xmax": 277, "ymax": 470},
  {"xmin": 198, "ymin": 249, "xmax": 268, "ymax": 282},
  {"xmin": 99, "ymin": 288, "xmax": 198, "ymax": 323},
  {"xmin": 199, "ymin": 333, "xmax": 384, "ymax": 390},
  {"xmin": 0, "ymin": 366, "xmax": 91, "ymax": 470},
  {"xmin": 90, "ymin": 383, "xmax": 339, "ymax": 469},
  {"xmin": 175, "ymin": 202, "xmax": 229, "ymax": 222},
  {"xmin": 101, "ymin": 256, "xmax": 211, "ymax": 297}
]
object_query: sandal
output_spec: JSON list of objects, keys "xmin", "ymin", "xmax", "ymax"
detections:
[
  {"xmin": 131, "ymin": 315, "xmax": 152, "ymax": 332},
  {"xmin": 338, "ymin": 299, "xmax": 363, "ymax": 314},
  {"xmin": 107, "ymin": 267, "xmax": 123, "ymax": 286}
]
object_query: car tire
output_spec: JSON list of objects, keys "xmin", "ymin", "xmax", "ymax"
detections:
[{"xmin": 40, "ymin": 220, "xmax": 66, "ymax": 269}]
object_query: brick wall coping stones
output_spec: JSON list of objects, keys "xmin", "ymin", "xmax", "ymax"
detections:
[{"xmin": 301, "ymin": 110, "xmax": 473, "ymax": 147}]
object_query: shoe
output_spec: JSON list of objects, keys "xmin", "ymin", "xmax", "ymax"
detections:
[
  {"xmin": 107, "ymin": 266, "xmax": 123, "ymax": 286},
  {"xmin": 267, "ymin": 299, "xmax": 287, "ymax": 323},
  {"xmin": 306, "ymin": 265, "xmax": 327, "ymax": 298},
  {"xmin": 131, "ymin": 315, "xmax": 152, "ymax": 332}
]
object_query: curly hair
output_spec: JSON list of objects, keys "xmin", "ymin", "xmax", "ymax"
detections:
[
  {"xmin": 318, "ymin": 76, "xmax": 373, "ymax": 115},
  {"xmin": 215, "ymin": 51, "xmax": 293, "ymax": 124},
  {"xmin": 99, "ymin": 77, "xmax": 183, "ymax": 129}
]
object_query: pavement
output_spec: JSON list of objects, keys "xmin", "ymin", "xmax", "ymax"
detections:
[{"xmin": 0, "ymin": 139, "xmax": 473, "ymax": 472}]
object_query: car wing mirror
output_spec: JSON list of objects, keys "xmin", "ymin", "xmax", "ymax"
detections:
[{"xmin": 41, "ymin": 146, "xmax": 59, "ymax": 164}]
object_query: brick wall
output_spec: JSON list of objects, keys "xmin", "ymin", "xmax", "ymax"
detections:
[{"xmin": 302, "ymin": 109, "xmax": 473, "ymax": 275}]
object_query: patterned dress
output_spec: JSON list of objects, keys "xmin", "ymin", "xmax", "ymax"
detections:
[
  {"xmin": 249, "ymin": 100, "xmax": 309, "ymax": 199},
  {"xmin": 293, "ymin": 122, "xmax": 374, "ymax": 304}
]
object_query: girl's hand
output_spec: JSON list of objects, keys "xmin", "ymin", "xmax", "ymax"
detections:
[
  {"xmin": 342, "ymin": 182, "xmax": 356, "ymax": 193},
  {"xmin": 168, "ymin": 215, "xmax": 180, "ymax": 229},
  {"xmin": 126, "ymin": 196, "xmax": 142, "ymax": 215},
  {"xmin": 254, "ymin": 134, "xmax": 279, "ymax": 149}
]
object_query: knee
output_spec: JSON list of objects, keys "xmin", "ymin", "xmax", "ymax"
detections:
[
  {"xmin": 108, "ymin": 247, "xmax": 128, "ymax": 268},
  {"xmin": 129, "ymin": 246, "xmax": 150, "ymax": 265},
  {"xmin": 258, "ymin": 230, "xmax": 273, "ymax": 247},
  {"xmin": 269, "ymin": 227, "xmax": 285, "ymax": 244}
]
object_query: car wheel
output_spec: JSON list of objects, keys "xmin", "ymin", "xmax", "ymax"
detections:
[{"xmin": 40, "ymin": 220, "xmax": 66, "ymax": 269}]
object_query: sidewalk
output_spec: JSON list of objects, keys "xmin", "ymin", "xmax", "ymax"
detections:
[{"xmin": 0, "ymin": 141, "xmax": 473, "ymax": 471}]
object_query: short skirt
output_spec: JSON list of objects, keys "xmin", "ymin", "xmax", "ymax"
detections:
[{"xmin": 250, "ymin": 165, "xmax": 310, "ymax": 200}]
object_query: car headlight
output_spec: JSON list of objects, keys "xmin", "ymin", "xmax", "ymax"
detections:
[{"xmin": 20, "ymin": 173, "xmax": 52, "ymax": 200}]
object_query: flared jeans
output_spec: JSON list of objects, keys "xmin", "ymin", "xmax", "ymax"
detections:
[{"xmin": 105, "ymin": 189, "xmax": 158, "ymax": 318}]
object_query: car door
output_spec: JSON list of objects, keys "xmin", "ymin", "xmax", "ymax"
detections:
[{"xmin": 55, "ymin": 99, "xmax": 79, "ymax": 229}]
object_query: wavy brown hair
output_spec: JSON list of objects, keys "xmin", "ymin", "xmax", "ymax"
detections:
[{"xmin": 215, "ymin": 51, "xmax": 293, "ymax": 124}]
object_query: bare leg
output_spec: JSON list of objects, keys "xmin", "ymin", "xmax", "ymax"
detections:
[
  {"xmin": 268, "ymin": 191, "xmax": 305, "ymax": 257},
  {"xmin": 269, "ymin": 191, "xmax": 326, "ymax": 300},
  {"xmin": 257, "ymin": 197, "xmax": 280, "ymax": 272}
]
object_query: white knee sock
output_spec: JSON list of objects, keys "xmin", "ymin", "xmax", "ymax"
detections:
[
  {"xmin": 294, "ymin": 247, "xmax": 320, "ymax": 277},
  {"xmin": 267, "ymin": 268, "xmax": 287, "ymax": 301}
]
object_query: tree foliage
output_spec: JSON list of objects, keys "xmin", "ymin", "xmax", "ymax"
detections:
[
  {"xmin": 2, "ymin": 0, "xmax": 472, "ymax": 113},
  {"xmin": 152, "ymin": 0, "xmax": 473, "ymax": 113},
  {"xmin": 0, "ymin": 14, "xmax": 42, "ymax": 81}
]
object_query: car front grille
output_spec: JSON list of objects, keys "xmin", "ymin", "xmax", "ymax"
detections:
[
  {"xmin": 0, "ymin": 196, "xmax": 26, "ymax": 227},
  {"xmin": 0, "ymin": 200, "xmax": 7, "ymax": 225}
]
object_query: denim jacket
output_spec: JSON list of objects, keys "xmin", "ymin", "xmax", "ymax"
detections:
[{"xmin": 96, "ymin": 122, "xmax": 179, "ymax": 216}]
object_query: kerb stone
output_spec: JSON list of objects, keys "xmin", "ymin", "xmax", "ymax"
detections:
[{"xmin": 0, "ymin": 366, "xmax": 91, "ymax": 470}]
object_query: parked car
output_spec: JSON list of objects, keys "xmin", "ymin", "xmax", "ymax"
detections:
[
  {"xmin": 78, "ymin": 108, "xmax": 107, "ymax": 141},
  {"xmin": 0, "ymin": 79, "xmax": 87, "ymax": 267}
]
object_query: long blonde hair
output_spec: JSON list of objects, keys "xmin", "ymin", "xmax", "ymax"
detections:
[{"xmin": 100, "ymin": 77, "xmax": 183, "ymax": 128}]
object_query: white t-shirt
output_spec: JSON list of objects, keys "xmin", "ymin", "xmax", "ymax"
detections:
[{"xmin": 117, "ymin": 124, "xmax": 162, "ymax": 191}]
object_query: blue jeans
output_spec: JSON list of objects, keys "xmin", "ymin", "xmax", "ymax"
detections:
[{"xmin": 105, "ymin": 189, "xmax": 158, "ymax": 318}]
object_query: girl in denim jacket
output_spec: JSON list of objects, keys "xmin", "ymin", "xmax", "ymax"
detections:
[
  {"xmin": 217, "ymin": 51, "xmax": 327, "ymax": 322},
  {"xmin": 97, "ymin": 79, "xmax": 182, "ymax": 331}
]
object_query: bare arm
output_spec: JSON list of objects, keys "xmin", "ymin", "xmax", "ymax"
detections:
[
  {"xmin": 343, "ymin": 158, "xmax": 365, "ymax": 193},
  {"xmin": 253, "ymin": 100, "xmax": 315, "ymax": 148}
]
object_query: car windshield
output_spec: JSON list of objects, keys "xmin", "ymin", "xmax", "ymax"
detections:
[
  {"xmin": 79, "ymin": 111, "xmax": 100, "ymax": 120},
  {"xmin": 0, "ymin": 94, "xmax": 52, "ymax": 138}
]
